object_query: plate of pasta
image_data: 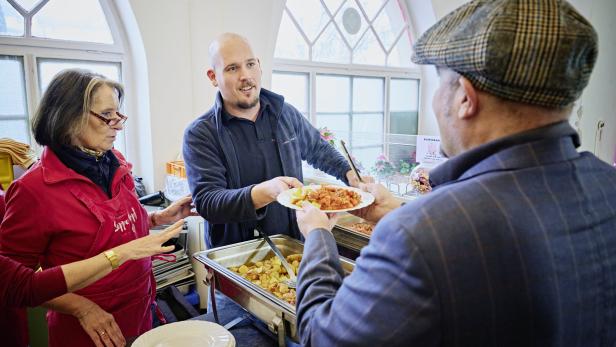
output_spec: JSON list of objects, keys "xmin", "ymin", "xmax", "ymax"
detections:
[{"xmin": 277, "ymin": 185, "xmax": 375, "ymax": 212}]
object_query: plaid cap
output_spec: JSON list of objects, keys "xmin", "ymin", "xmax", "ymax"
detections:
[{"xmin": 412, "ymin": 0, "xmax": 598, "ymax": 107}]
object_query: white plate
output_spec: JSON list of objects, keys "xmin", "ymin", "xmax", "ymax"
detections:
[
  {"xmin": 132, "ymin": 321, "xmax": 235, "ymax": 347},
  {"xmin": 277, "ymin": 185, "xmax": 375, "ymax": 213}
]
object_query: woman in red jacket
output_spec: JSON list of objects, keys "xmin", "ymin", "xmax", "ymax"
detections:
[
  {"xmin": 1, "ymin": 220, "xmax": 182, "ymax": 323},
  {"xmin": 0, "ymin": 69, "xmax": 196, "ymax": 347}
]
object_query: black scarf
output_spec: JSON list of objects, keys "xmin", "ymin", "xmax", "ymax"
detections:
[{"xmin": 54, "ymin": 145, "xmax": 120, "ymax": 197}]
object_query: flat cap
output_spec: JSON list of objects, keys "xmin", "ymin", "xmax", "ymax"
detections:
[{"xmin": 412, "ymin": 0, "xmax": 598, "ymax": 107}]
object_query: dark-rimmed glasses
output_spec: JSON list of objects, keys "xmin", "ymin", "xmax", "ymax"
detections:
[{"xmin": 89, "ymin": 110, "xmax": 128, "ymax": 127}]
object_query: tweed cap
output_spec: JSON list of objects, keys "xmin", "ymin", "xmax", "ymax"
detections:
[{"xmin": 412, "ymin": 0, "xmax": 598, "ymax": 107}]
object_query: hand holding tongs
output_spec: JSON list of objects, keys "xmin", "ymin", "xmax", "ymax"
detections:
[
  {"xmin": 340, "ymin": 140, "xmax": 364, "ymax": 184},
  {"xmin": 255, "ymin": 227, "xmax": 297, "ymax": 288}
]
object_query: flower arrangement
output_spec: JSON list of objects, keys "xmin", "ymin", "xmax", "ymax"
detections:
[
  {"xmin": 398, "ymin": 159, "xmax": 416, "ymax": 175},
  {"xmin": 319, "ymin": 127, "xmax": 336, "ymax": 147},
  {"xmin": 371, "ymin": 154, "xmax": 395, "ymax": 178},
  {"xmin": 410, "ymin": 164, "xmax": 432, "ymax": 195}
]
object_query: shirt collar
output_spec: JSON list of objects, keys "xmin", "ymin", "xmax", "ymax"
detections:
[
  {"xmin": 220, "ymin": 97, "xmax": 272, "ymax": 125},
  {"xmin": 429, "ymin": 121, "xmax": 580, "ymax": 187}
]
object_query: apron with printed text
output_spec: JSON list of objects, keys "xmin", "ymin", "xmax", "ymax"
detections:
[{"xmin": 47, "ymin": 182, "xmax": 155, "ymax": 347}]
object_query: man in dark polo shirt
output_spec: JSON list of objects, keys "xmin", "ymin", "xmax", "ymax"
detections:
[
  {"xmin": 183, "ymin": 33, "xmax": 361, "ymax": 248},
  {"xmin": 293, "ymin": 0, "xmax": 616, "ymax": 346}
]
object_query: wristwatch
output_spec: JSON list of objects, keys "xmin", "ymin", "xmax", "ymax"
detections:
[{"xmin": 103, "ymin": 250, "xmax": 120, "ymax": 270}]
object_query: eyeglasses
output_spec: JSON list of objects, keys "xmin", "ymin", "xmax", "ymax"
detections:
[{"xmin": 89, "ymin": 110, "xmax": 128, "ymax": 127}]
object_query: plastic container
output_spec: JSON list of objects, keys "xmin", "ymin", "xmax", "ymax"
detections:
[
  {"xmin": 165, "ymin": 160, "xmax": 190, "ymax": 201},
  {"xmin": 166, "ymin": 161, "xmax": 186, "ymax": 178},
  {"xmin": 409, "ymin": 163, "xmax": 433, "ymax": 195}
]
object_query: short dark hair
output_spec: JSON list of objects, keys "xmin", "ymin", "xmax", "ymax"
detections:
[{"xmin": 31, "ymin": 69, "xmax": 124, "ymax": 148}]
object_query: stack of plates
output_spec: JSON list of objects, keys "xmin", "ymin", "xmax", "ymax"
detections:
[{"xmin": 153, "ymin": 243, "xmax": 195, "ymax": 292}]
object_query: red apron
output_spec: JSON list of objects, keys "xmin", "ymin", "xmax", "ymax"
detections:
[{"xmin": 47, "ymin": 181, "xmax": 155, "ymax": 347}]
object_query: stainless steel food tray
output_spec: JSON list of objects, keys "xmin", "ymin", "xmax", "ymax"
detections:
[
  {"xmin": 332, "ymin": 214, "xmax": 373, "ymax": 252},
  {"xmin": 193, "ymin": 235, "xmax": 355, "ymax": 346}
]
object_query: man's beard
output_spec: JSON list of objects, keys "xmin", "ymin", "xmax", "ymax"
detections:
[{"xmin": 236, "ymin": 95, "xmax": 259, "ymax": 109}]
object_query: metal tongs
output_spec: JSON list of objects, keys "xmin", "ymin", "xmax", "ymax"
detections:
[
  {"xmin": 255, "ymin": 228, "xmax": 297, "ymax": 288},
  {"xmin": 340, "ymin": 140, "xmax": 364, "ymax": 184}
]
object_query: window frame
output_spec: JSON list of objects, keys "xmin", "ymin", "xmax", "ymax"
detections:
[
  {"xmin": 0, "ymin": 0, "xmax": 130, "ymax": 154},
  {"xmin": 273, "ymin": 0, "xmax": 423, "ymax": 168},
  {"xmin": 274, "ymin": 59, "xmax": 422, "ymax": 162}
]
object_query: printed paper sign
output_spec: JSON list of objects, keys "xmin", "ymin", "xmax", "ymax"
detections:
[{"xmin": 416, "ymin": 135, "xmax": 447, "ymax": 165}]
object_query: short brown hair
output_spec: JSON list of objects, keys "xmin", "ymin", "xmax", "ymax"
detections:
[{"xmin": 31, "ymin": 69, "xmax": 124, "ymax": 148}]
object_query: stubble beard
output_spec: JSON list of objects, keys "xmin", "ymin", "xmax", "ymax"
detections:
[{"xmin": 237, "ymin": 95, "xmax": 259, "ymax": 109}]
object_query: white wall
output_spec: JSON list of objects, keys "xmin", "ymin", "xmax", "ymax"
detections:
[
  {"xmin": 126, "ymin": 0, "xmax": 284, "ymax": 190},
  {"xmin": 122, "ymin": 0, "xmax": 615, "ymax": 190},
  {"xmin": 422, "ymin": 0, "xmax": 616, "ymax": 163},
  {"xmin": 567, "ymin": 0, "xmax": 616, "ymax": 164}
]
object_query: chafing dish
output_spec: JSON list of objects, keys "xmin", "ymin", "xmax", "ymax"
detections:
[
  {"xmin": 332, "ymin": 214, "xmax": 373, "ymax": 253},
  {"xmin": 193, "ymin": 235, "xmax": 355, "ymax": 346}
]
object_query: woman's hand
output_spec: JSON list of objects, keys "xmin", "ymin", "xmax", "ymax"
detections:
[
  {"xmin": 296, "ymin": 202, "xmax": 339, "ymax": 238},
  {"xmin": 113, "ymin": 219, "xmax": 184, "ymax": 264},
  {"xmin": 152, "ymin": 195, "xmax": 198, "ymax": 226},
  {"xmin": 76, "ymin": 301, "xmax": 125, "ymax": 347}
]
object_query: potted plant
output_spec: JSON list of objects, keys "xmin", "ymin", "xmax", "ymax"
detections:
[{"xmin": 371, "ymin": 154, "xmax": 395, "ymax": 180}]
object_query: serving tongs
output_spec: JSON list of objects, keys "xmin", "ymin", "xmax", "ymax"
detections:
[{"xmin": 255, "ymin": 228, "xmax": 297, "ymax": 288}]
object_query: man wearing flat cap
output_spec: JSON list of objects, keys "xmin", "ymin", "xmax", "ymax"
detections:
[{"xmin": 293, "ymin": 0, "xmax": 616, "ymax": 346}]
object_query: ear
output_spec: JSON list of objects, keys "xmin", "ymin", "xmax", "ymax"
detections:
[
  {"xmin": 457, "ymin": 77, "xmax": 478, "ymax": 120},
  {"xmin": 206, "ymin": 68, "xmax": 218, "ymax": 87}
]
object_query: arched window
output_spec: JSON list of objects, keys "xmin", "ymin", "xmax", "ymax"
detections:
[
  {"xmin": 0, "ymin": 0, "xmax": 129, "ymax": 154},
  {"xmin": 273, "ymin": 0, "xmax": 419, "ymax": 187}
]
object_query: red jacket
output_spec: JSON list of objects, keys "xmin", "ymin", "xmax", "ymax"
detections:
[
  {"xmin": 0, "ymin": 147, "xmax": 139, "ymax": 268},
  {"xmin": 0, "ymin": 147, "xmax": 154, "ymax": 347}
]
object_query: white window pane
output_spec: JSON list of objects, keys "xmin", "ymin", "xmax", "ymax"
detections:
[
  {"xmin": 390, "ymin": 111, "xmax": 418, "ymax": 135},
  {"xmin": 316, "ymin": 75, "xmax": 349, "ymax": 113},
  {"xmin": 357, "ymin": 0, "xmax": 387, "ymax": 21},
  {"xmin": 0, "ymin": 119, "xmax": 29, "ymax": 143},
  {"xmin": 316, "ymin": 114, "xmax": 349, "ymax": 144},
  {"xmin": 14, "ymin": 0, "xmax": 43, "ymax": 12},
  {"xmin": 38, "ymin": 59, "xmax": 120, "ymax": 92},
  {"xmin": 32, "ymin": 0, "xmax": 113, "ymax": 44},
  {"xmin": 353, "ymin": 77, "xmax": 383, "ymax": 112},
  {"xmin": 373, "ymin": 1, "xmax": 406, "ymax": 51},
  {"xmin": 387, "ymin": 29, "xmax": 413, "ymax": 67},
  {"xmin": 335, "ymin": 1, "xmax": 367, "ymax": 48},
  {"xmin": 352, "ymin": 146, "xmax": 382, "ymax": 172},
  {"xmin": 353, "ymin": 29, "xmax": 386, "ymax": 66},
  {"xmin": 272, "ymin": 72, "xmax": 308, "ymax": 113},
  {"xmin": 390, "ymin": 78, "xmax": 418, "ymax": 111},
  {"xmin": 0, "ymin": 56, "xmax": 27, "ymax": 116},
  {"xmin": 0, "ymin": 0, "xmax": 24, "ymax": 36},
  {"xmin": 322, "ymin": 0, "xmax": 344, "ymax": 14},
  {"xmin": 285, "ymin": 0, "xmax": 329, "ymax": 43},
  {"xmin": 313, "ymin": 22, "xmax": 350, "ymax": 64},
  {"xmin": 388, "ymin": 140, "xmax": 417, "ymax": 164},
  {"xmin": 352, "ymin": 113, "xmax": 383, "ymax": 147},
  {"xmin": 274, "ymin": 11, "xmax": 309, "ymax": 60}
]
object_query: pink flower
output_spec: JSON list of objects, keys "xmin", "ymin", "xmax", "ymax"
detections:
[{"xmin": 318, "ymin": 127, "xmax": 336, "ymax": 146}]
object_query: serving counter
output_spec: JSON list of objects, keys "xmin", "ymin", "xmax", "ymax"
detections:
[{"xmin": 194, "ymin": 235, "xmax": 355, "ymax": 346}]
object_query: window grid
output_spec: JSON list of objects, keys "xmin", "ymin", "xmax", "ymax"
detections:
[
  {"xmin": 0, "ymin": 0, "xmax": 128, "ymax": 154},
  {"xmin": 274, "ymin": 65, "xmax": 419, "ymax": 169},
  {"xmin": 278, "ymin": 0, "xmax": 412, "ymax": 68}
]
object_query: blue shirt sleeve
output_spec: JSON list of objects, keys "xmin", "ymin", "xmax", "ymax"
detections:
[
  {"xmin": 287, "ymin": 105, "xmax": 352, "ymax": 184},
  {"xmin": 296, "ymin": 210, "xmax": 440, "ymax": 346},
  {"xmin": 183, "ymin": 122, "xmax": 265, "ymax": 223}
]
